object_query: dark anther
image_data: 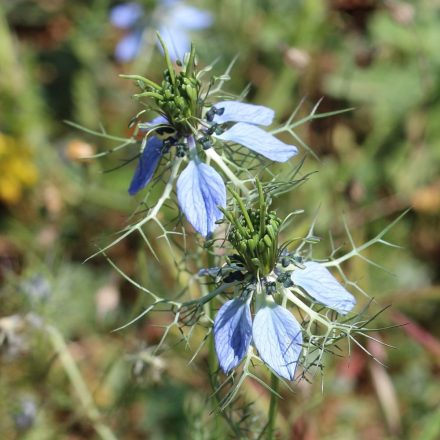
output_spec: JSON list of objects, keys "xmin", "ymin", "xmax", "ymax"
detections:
[
  {"xmin": 198, "ymin": 136, "xmax": 212, "ymax": 150},
  {"xmin": 224, "ymin": 271, "xmax": 245, "ymax": 283},
  {"xmin": 206, "ymin": 106, "xmax": 225, "ymax": 122},
  {"xmin": 207, "ymin": 124, "xmax": 218, "ymax": 135},
  {"xmin": 281, "ymin": 257, "xmax": 291, "ymax": 268},
  {"xmin": 277, "ymin": 271, "xmax": 294, "ymax": 288},
  {"xmin": 205, "ymin": 108, "xmax": 216, "ymax": 122},
  {"xmin": 265, "ymin": 281, "xmax": 277, "ymax": 295},
  {"xmin": 156, "ymin": 126, "xmax": 176, "ymax": 136}
]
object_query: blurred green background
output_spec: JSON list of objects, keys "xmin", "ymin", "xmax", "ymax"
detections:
[{"xmin": 1, "ymin": 0, "xmax": 439, "ymax": 439}]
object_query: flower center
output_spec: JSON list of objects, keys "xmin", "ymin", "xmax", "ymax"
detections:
[{"xmin": 222, "ymin": 181, "xmax": 282, "ymax": 277}]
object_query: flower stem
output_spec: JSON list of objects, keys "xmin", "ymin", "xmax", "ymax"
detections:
[
  {"xmin": 206, "ymin": 250, "xmax": 221, "ymax": 435},
  {"xmin": 205, "ymin": 148, "xmax": 249, "ymax": 195},
  {"xmin": 267, "ymin": 373, "xmax": 280, "ymax": 440}
]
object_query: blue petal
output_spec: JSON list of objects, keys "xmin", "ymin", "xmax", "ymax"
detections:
[
  {"xmin": 128, "ymin": 136, "xmax": 163, "ymax": 195},
  {"xmin": 214, "ymin": 299, "xmax": 252, "ymax": 373},
  {"xmin": 213, "ymin": 101, "xmax": 274, "ymax": 126},
  {"xmin": 291, "ymin": 262, "xmax": 356, "ymax": 315},
  {"xmin": 110, "ymin": 3, "xmax": 143, "ymax": 29},
  {"xmin": 114, "ymin": 30, "xmax": 142, "ymax": 62},
  {"xmin": 253, "ymin": 303, "xmax": 303, "ymax": 380},
  {"xmin": 176, "ymin": 161, "xmax": 226, "ymax": 236},
  {"xmin": 157, "ymin": 26, "xmax": 190, "ymax": 61},
  {"xmin": 169, "ymin": 5, "xmax": 213, "ymax": 30},
  {"xmin": 149, "ymin": 115, "xmax": 168, "ymax": 125},
  {"xmin": 216, "ymin": 123, "xmax": 298, "ymax": 162}
]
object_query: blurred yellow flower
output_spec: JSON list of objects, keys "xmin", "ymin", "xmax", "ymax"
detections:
[{"xmin": 0, "ymin": 133, "xmax": 38, "ymax": 204}]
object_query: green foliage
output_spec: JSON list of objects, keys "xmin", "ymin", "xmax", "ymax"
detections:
[{"xmin": 1, "ymin": 1, "xmax": 439, "ymax": 439}]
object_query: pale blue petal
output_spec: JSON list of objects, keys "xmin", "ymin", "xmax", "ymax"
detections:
[
  {"xmin": 110, "ymin": 3, "xmax": 143, "ymax": 29},
  {"xmin": 115, "ymin": 31, "xmax": 142, "ymax": 62},
  {"xmin": 128, "ymin": 136, "xmax": 163, "ymax": 195},
  {"xmin": 291, "ymin": 262, "xmax": 356, "ymax": 315},
  {"xmin": 214, "ymin": 299, "xmax": 252, "ymax": 373},
  {"xmin": 136, "ymin": 115, "xmax": 169, "ymax": 140},
  {"xmin": 149, "ymin": 115, "xmax": 168, "ymax": 125},
  {"xmin": 216, "ymin": 123, "xmax": 298, "ymax": 162},
  {"xmin": 169, "ymin": 5, "xmax": 213, "ymax": 30},
  {"xmin": 157, "ymin": 25, "xmax": 190, "ymax": 61},
  {"xmin": 176, "ymin": 161, "xmax": 226, "ymax": 236},
  {"xmin": 253, "ymin": 303, "xmax": 303, "ymax": 380},
  {"xmin": 213, "ymin": 101, "xmax": 274, "ymax": 126}
]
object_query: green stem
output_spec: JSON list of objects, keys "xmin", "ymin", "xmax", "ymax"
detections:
[
  {"xmin": 267, "ymin": 373, "xmax": 280, "ymax": 440},
  {"xmin": 46, "ymin": 325, "xmax": 118, "ymax": 440},
  {"xmin": 267, "ymin": 373, "xmax": 279, "ymax": 440},
  {"xmin": 205, "ymin": 149, "xmax": 249, "ymax": 195},
  {"xmin": 206, "ymin": 250, "xmax": 221, "ymax": 435}
]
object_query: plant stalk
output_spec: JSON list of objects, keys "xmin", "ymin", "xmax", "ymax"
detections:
[{"xmin": 267, "ymin": 373, "xmax": 280, "ymax": 440}]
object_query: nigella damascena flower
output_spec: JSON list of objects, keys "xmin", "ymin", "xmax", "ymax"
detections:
[
  {"xmin": 211, "ymin": 192, "xmax": 356, "ymax": 379},
  {"xmin": 110, "ymin": 1, "xmax": 212, "ymax": 62},
  {"xmin": 129, "ymin": 101, "xmax": 297, "ymax": 236},
  {"xmin": 213, "ymin": 263, "xmax": 356, "ymax": 380}
]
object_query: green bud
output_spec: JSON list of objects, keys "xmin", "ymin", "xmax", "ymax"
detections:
[
  {"xmin": 266, "ymin": 224, "xmax": 276, "ymax": 241},
  {"xmin": 247, "ymin": 238, "xmax": 256, "ymax": 253},
  {"xmin": 251, "ymin": 258, "xmax": 261, "ymax": 268},
  {"xmin": 263, "ymin": 234, "xmax": 272, "ymax": 248}
]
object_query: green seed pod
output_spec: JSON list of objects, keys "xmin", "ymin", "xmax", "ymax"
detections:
[
  {"xmin": 247, "ymin": 238, "xmax": 256, "ymax": 252},
  {"xmin": 266, "ymin": 224, "xmax": 276, "ymax": 241},
  {"xmin": 251, "ymin": 258, "xmax": 261, "ymax": 268},
  {"xmin": 176, "ymin": 97, "xmax": 186, "ymax": 109},
  {"xmin": 263, "ymin": 234, "xmax": 272, "ymax": 248}
]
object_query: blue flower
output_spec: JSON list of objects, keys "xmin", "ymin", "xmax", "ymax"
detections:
[
  {"xmin": 291, "ymin": 262, "xmax": 356, "ymax": 315},
  {"xmin": 214, "ymin": 297, "xmax": 303, "ymax": 380},
  {"xmin": 110, "ymin": 1, "xmax": 212, "ymax": 62},
  {"xmin": 128, "ymin": 101, "xmax": 297, "ymax": 236},
  {"xmin": 212, "ymin": 262, "xmax": 356, "ymax": 379}
]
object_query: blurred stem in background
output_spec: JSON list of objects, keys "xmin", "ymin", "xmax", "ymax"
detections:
[{"xmin": 46, "ymin": 324, "xmax": 117, "ymax": 440}]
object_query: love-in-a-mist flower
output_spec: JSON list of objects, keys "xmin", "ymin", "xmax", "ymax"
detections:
[
  {"xmin": 124, "ymin": 40, "xmax": 297, "ymax": 237},
  {"xmin": 210, "ymin": 184, "xmax": 356, "ymax": 380},
  {"xmin": 110, "ymin": 1, "xmax": 212, "ymax": 62}
]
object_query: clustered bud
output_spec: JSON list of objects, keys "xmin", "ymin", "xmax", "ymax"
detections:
[
  {"xmin": 222, "ymin": 182, "xmax": 282, "ymax": 276},
  {"xmin": 126, "ymin": 40, "xmax": 203, "ymax": 145},
  {"xmin": 156, "ymin": 68, "xmax": 201, "ymax": 136}
]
